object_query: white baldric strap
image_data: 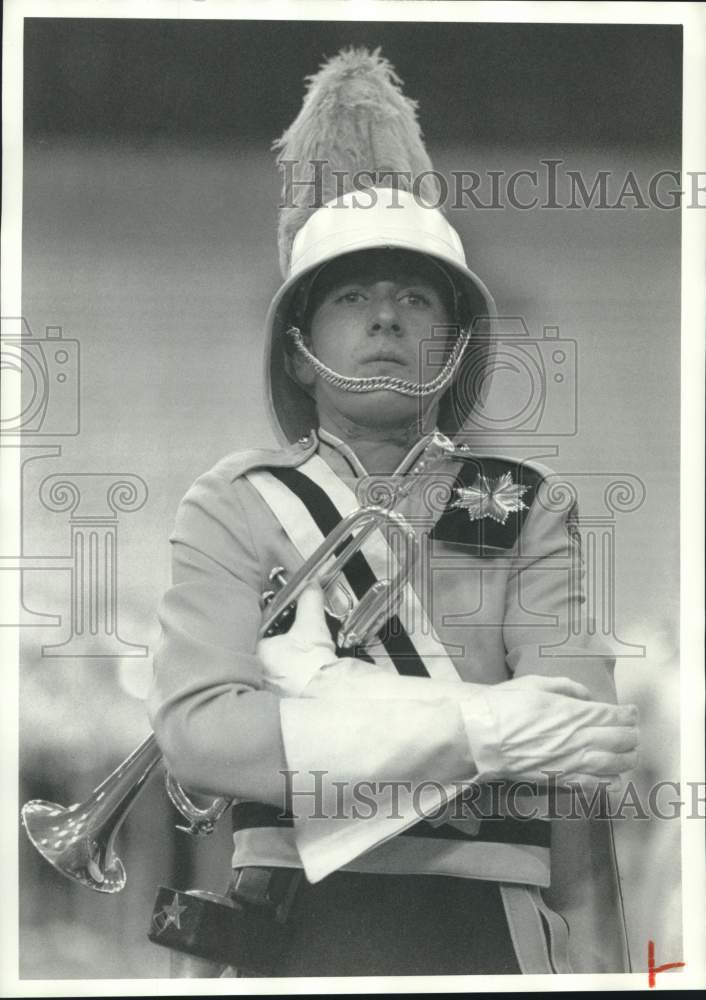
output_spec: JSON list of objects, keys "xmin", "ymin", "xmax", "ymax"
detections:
[
  {"xmin": 244, "ymin": 466, "xmax": 402, "ymax": 672},
  {"xmin": 246, "ymin": 455, "xmax": 459, "ymax": 681},
  {"xmin": 297, "ymin": 454, "xmax": 460, "ymax": 681},
  {"xmin": 500, "ymin": 885, "xmax": 573, "ymax": 974},
  {"xmin": 232, "ymin": 826, "xmax": 551, "ymax": 889}
]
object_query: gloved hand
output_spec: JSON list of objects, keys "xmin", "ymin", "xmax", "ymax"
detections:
[
  {"xmin": 257, "ymin": 582, "xmax": 477, "ymax": 700},
  {"xmin": 257, "ymin": 582, "xmax": 342, "ymax": 696},
  {"xmin": 460, "ymin": 674, "xmax": 639, "ymax": 788}
]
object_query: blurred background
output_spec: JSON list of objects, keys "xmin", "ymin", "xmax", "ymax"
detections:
[{"xmin": 15, "ymin": 15, "xmax": 681, "ymax": 979}]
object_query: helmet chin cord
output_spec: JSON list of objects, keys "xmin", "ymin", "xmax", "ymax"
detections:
[{"xmin": 286, "ymin": 326, "xmax": 470, "ymax": 397}]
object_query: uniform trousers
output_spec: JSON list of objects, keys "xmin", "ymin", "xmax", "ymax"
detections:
[{"xmin": 271, "ymin": 871, "xmax": 521, "ymax": 977}]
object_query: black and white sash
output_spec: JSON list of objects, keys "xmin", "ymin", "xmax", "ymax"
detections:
[{"xmin": 248, "ymin": 453, "xmax": 459, "ymax": 680}]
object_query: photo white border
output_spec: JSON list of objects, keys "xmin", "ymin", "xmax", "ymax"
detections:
[{"xmin": 1, "ymin": 0, "xmax": 704, "ymax": 994}]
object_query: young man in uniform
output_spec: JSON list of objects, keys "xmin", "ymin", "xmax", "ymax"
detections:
[{"xmin": 148, "ymin": 49, "xmax": 638, "ymax": 976}]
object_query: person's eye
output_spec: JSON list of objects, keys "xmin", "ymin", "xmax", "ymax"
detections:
[
  {"xmin": 400, "ymin": 290, "xmax": 432, "ymax": 307},
  {"xmin": 334, "ymin": 289, "xmax": 366, "ymax": 304}
]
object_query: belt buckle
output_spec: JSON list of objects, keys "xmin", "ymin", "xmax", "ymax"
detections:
[{"xmin": 230, "ymin": 867, "xmax": 302, "ymax": 924}]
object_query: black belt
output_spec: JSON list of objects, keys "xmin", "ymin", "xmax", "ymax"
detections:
[{"xmin": 231, "ymin": 800, "xmax": 551, "ymax": 848}]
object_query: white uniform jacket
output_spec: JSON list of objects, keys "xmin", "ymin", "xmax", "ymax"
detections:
[{"xmin": 148, "ymin": 429, "xmax": 631, "ymax": 973}]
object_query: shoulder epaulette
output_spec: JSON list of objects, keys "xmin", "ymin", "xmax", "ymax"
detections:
[
  {"xmin": 203, "ymin": 434, "xmax": 319, "ymax": 487},
  {"xmin": 430, "ymin": 452, "xmax": 549, "ymax": 553}
]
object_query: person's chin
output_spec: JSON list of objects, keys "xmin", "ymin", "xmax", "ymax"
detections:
[{"xmin": 330, "ymin": 387, "xmax": 426, "ymax": 429}]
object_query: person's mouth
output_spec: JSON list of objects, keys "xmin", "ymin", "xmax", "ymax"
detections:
[{"xmin": 359, "ymin": 352, "xmax": 408, "ymax": 367}]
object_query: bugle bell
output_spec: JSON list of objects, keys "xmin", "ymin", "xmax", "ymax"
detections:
[{"xmin": 21, "ymin": 734, "xmax": 162, "ymax": 893}]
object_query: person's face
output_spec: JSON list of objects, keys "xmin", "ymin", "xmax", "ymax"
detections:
[{"xmin": 294, "ymin": 251, "xmax": 456, "ymax": 431}]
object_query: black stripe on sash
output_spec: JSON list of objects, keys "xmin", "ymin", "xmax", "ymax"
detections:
[
  {"xmin": 267, "ymin": 466, "xmax": 429, "ymax": 678},
  {"xmin": 231, "ymin": 803, "xmax": 550, "ymax": 849}
]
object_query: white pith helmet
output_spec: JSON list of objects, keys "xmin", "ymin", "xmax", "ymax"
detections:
[{"xmin": 264, "ymin": 186, "xmax": 497, "ymax": 445}]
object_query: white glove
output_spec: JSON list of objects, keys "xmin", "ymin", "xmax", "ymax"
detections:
[
  {"xmin": 460, "ymin": 673, "xmax": 639, "ymax": 787},
  {"xmin": 257, "ymin": 582, "xmax": 483, "ymax": 701},
  {"xmin": 256, "ymin": 582, "xmax": 341, "ymax": 696}
]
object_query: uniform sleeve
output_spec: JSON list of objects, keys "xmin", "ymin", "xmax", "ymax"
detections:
[
  {"xmin": 147, "ymin": 468, "xmax": 490, "ymax": 880},
  {"xmin": 503, "ymin": 475, "xmax": 617, "ymax": 703},
  {"xmin": 147, "ymin": 470, "xmax": 287, "ymax": 801}
]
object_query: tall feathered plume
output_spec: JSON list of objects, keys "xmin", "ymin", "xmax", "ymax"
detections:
[{"xmin": 273, "ymin": 47, "xmax": 441, "ymax": 277}]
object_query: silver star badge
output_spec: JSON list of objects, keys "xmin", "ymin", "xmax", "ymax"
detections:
[
  {"xmin": 152, "ymin": 893, "xmax": 188, "ymax": 936},
  {"xmin": 452, "ymin": 471, "xmax": 529, "ymax": 525}
]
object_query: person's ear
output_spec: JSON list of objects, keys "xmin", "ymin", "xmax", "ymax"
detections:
[{"xmin": 286, "ymin": 330, "xmax": 317, "ymax": 388}]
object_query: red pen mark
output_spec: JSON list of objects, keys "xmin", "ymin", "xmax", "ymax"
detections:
[{"xmin": 648, "ymin": 939, "xmax": 685, "ymax": 987}]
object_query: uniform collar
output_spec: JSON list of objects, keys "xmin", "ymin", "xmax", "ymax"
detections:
[
  {"xmin": 293, "ymin": 429, "xmax": 538, "ymax": 555},
  {"xmin": 316, "ymin": 425, "xmax": 448, "ymax": 479}
]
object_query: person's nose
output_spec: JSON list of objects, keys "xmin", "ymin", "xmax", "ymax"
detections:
[{"xmin": 367, "ymin": 293, "xmax": 402, "ymax": 336}]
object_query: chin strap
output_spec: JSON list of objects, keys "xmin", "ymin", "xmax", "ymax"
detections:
[{"xmin": 286, "ymin": 326, "xmax": 471, "ymax": 397}]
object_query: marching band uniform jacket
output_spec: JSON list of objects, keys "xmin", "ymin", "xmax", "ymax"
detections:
[{"xmin": 148, "ymin": 429, "xmax": 630, "ymax": 974}]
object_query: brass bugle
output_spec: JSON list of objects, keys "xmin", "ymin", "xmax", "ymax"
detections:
[
  {"xmin": 20, "ymin": 502, "xmax": 419, "ymax": 893},
  {"xmin": 20, "ymin": 431, "xmax": 455, "ymax": 892}
]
